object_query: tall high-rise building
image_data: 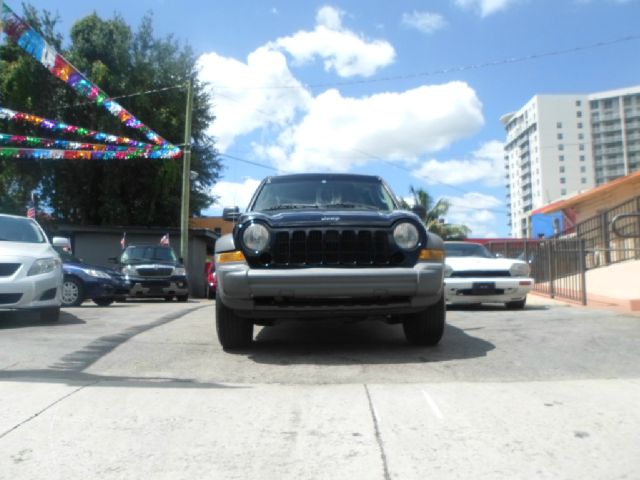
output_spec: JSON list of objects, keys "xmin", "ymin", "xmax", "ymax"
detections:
[{"xmin": 501, "ymin": 85, "xmax": 640, "ymax": 238}]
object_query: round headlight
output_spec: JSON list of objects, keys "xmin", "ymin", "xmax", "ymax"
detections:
[
  {"xmin": 393, "ymin": 222, "xmax": 419, "ymax": 250},
  {"xmin": 242, "ymin": 223, "xmax": 270, "ymax": 252},
  {"xmin": 509, "ymin": 262, "xmax": 530, "ymax": 277}
]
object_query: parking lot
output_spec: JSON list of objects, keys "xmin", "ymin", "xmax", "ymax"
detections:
[{"xmin": 1, "ymin": 297, "xmax": 639, "ymax": 479}]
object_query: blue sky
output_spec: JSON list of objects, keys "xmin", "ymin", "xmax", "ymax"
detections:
[{"xmin": 6, "ymin": 0, "xmax": 640, "ymax": 237}]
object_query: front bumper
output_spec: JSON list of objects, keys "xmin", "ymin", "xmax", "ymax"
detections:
[
  {"xmin": 445, "ymin": 277, "xmax": 533, "ymax": 304},
  {"xmin": 0, "ymin": 270, "xmax": 62, "ymax": 311},
  {"xmin": 217, "ymin": 262, "xmax": 444, "ymax": 318},
  {"xmin": 127, "ymin": 275, "xmax": 189, "ymax": 298}
]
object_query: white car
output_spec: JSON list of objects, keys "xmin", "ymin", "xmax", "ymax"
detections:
[
  {"xmin": 444, "ymin": 241, "xmax": 533, "ymax": 309},
  {"xmin": 0, "ymin": 214, "xmax": 63, "ymax": 321}
]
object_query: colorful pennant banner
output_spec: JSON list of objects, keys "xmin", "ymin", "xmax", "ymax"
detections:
[
  {"xmin": 0, "ymin": 146, "xmax": 182, "ymax": 160},
  {"xmin": 0, "ymin": 108, "xmax": 154, "ymax": 149},
  {"xmin": 0, "ymin": 132, "xmax": 181, "ymax": 153},
  {"xmin": 0, "ymin": 2, "xmax": 180, "ymax": 155}
]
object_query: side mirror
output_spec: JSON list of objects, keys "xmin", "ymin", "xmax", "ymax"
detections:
[
  {"xmin": 411, "ymin": 205, "xmax": 427, "ymax": 220},
  {"xmin": 222, "ymin": 206, "xmax": 241, "ymax": 222},
  {"xmin": 52, "ymin": 236, "xmax": 71, "ymax": 249}
]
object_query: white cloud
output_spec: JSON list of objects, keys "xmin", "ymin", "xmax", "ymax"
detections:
[
  {"xmin": 402, "ymin": 11, "xmax": 448, "ymax": 34},
  {"xmin": 412, "ymin": 140, "xmax": 505, "ymax": 187},
  {"xmin": 270, "ymin": 6, "xmax": 396, "ymax": 77},
  {"xmin": 454, "ymin": 0, "xmax": 518, "ymax": 17},
  {"xmin": 197, "ymin": 47, "xmax": 312, "ymax": 151},
  {"xmin": 210, "ymin": 177, "xmax": 262, "ymax": 211},
  {"xmin": 447, "ymin": 192, "xmax": 505, "ymax": 238},
  {"xmin": 266, "ymin": 82, "xmax": 484, "ymax": 173}
]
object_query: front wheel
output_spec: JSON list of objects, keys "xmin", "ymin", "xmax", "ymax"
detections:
[
  {"xmin": 403, "ymin": 294, "xmax": 446, "ymax": 346},
  {"xmin": 61, "ymin": 277, "xmax": 84, "ymax": 307},
  {"xmin": 93, "ymin": 297, "xmax": 114, "ymax": 307},
  {"xmin": 177, "ymin": 294, "xmax": 189, "ymax": 302},
  {"xmin": 216, "ymin": 292, "xmax": 253, "ymax": 350},
  {"xmin": 506, "ymin": 297, "xmax": 527, "ymax": 309}
]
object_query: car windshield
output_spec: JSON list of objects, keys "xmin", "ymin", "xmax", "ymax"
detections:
[
  {"xmin": 0, "ymin": 216, "xmax": 47, "ymax": 243},
  {"xmin": 445, "ymin": 243, "xmax": 495, "ymax": 258},
  {"xmin": 251, "ymin": 178, "xmax": 398, "ymax": 212},
  {"xmin": 121, "ymin": 246, "xmax": 177, "ymax": 263}
]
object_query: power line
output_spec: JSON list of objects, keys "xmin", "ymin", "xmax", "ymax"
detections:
[
  {"xmin": 211, "ymin": 34, "xmax": 640, "ymax": 91},
  {"xmin": 55, "ymin": 84, "xmax": 186, "ymax": 111},
  {"xmin": 219, "ymin": 153, "xmax": 278, "ymax": 171}
]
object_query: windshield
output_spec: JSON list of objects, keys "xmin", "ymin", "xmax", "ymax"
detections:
[
  {"xmin": 445, "ymin": 242, "xmax": 495, "ymax": 259},
  {"xmin": 251, "ymin": 178, "xmax": 398, "ymax": 212},
  {"xmin": 0, "ymin": 216, "xmax": 47, "ymax": 243},
  {"xmin": 121, "ymin": 246, "xmax": 178, "ymax": 263}
]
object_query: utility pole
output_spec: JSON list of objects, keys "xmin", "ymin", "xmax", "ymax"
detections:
[{"xmin": 180, "ymin": 77, "xmax": 194, "ymax": 264}]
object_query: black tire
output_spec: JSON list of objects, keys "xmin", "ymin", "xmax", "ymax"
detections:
[
  {"xmin": 164, "ymin": 296, "xmax": 174, "ymax": 301},
  {"xmin": 177, "ymin": 294, "xmax": 189, "ymax": 302},
  {"xmin": 39, "ymin": 306, "xmax": 60, "ymax": 322},
  {"xmin": 61, "ymin": 276, "xmax": 84, "ymax": 307},
  {"xmin": 215, "ymin": 292, "xmax": 253, "ymax": 350},
  {"xmin": 93, "ymin": 297, "xmax": 114, "ymax": 307},
  {"xmin": 506, "ymin": 297, "xmax": 527, "ymax": 309},
  {"xmin": 403, "ymin": 294, "xmax": 446, "ymax": 346}
]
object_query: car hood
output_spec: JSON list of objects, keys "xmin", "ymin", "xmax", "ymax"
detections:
[
  {"xmin": 64, "ymin": 260, "xmax": 120, "ymax": 275},
  {"xmin": 0, "ymin": 241, "xmax": 57, "ymax": 260},
  {"xmin": 446, "ymin": 257, "xmax": 523, "ymax": 271},
  {"xmin": 240, "ymin": 209, "xmax": 419, "ymax": 228}
]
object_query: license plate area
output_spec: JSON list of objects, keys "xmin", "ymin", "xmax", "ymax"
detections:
[{"xmin": 471, "ymin": 282, "xmax": 497, "ymax": 295}]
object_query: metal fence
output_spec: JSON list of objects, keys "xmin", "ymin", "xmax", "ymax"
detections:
[
  {"xmin": 482, "ymin": 195, "xmax": 640, "ymax": 305},
  {"xmin": 485, "ymin": 239, "xmax": 587, "ymax": 305},
  {"xmin": 574, "ymin": 196, "xmax": 640, "ymax": 269}
]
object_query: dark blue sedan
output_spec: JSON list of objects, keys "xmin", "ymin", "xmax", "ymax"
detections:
[{"xmin": 58, "ymin": 250, "xmax": 131, "ymax": 307}]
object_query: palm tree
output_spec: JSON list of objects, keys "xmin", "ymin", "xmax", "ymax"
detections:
[{"xmin": 404, "ymin": 186, "xmax": 471, "ymax": 240}]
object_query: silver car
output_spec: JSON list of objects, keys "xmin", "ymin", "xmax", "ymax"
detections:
[{"xmin": 0, "ymin": 214, "xmax": 63, "ymax": 321}]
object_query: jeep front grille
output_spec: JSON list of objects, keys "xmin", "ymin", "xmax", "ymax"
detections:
[{"xmin": 253, "ymin": 229, "xmax": 403, "ymax": 267}]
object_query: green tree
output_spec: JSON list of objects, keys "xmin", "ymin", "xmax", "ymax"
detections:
[
  {"xmin": 402, "ymin": 186, "xmax": 471, "ymax": 240},
  {"xmin": 0, "ymin": 6, "xmax": 221, "ymax": 226}
]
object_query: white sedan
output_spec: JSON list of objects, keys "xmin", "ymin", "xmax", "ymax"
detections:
[
  {"xmin": 444, "ymin": 241, "xmax": 533, "ymax": 309},
  {"xmin": 0, "ymin": 214, "xmax": 63, "ymax": 321}
]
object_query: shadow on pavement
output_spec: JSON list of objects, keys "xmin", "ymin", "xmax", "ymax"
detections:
[
  {"xmin": 0, "ymin": 310, "xmax": 85, "ymax": 329},
  {"xmin": 245, "ymin": 320, "xmax": 495, "ymax": 366},
  {"xmin": 0, "ymin": 369, "xmax": 244, "ymax": 390}
]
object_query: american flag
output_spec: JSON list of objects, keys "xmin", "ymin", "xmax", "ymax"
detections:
[
  {"xmin": 160, "ymin": 233, "xmax": 170, "ymax": 245},
  {"xmin": 26, "ymin": 192, "xmax": 37, "ymax": 219},
  {"xmin": 120, "ymin": 232, "xmax": 127, "ymax": 250}
]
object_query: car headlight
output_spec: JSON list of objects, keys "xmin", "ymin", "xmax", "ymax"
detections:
[
  {"xmin": 393, "ymin": 222, "xmax": 419, "ymax": 250},
  {"xmin": 242, "ymin": 223, "xmax": 270, "ymax": 252},
  {"xmin": 122, "ymin": 265, "xmax": 137, "ymax": 275},
  {"xmin": 444, "ymin": 264, "xmax": 453, "ymax": 277},
  {"xmin": 85, "ymin": 269, "xmax": 111, "ymax": 279},
  {"xmin": 509, "ymin": 262, "xmax": 530, "ymax": 277},
  {"xmin": 27, "ymin": 257, "xmax": 61, "ymax": 276},
  {"xmin": 173, "ymin": 267, "xmax": 186, "ymax": 276}
]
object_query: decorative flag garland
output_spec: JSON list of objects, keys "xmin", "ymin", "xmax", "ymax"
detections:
[
  {"xmin": 0, "ymin": 133, "xmax": 172, "ymax": 152},
  {"xmin": 0, "ymin": 146, "xmax": 182, "ymax": 160},
  {"xmin": 0, "ymin": 2, "xmax": 182, "ymax": 159},
  {"xmin": 0, "ymin": 108, "xmax": 154, "ymax": 149}
]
